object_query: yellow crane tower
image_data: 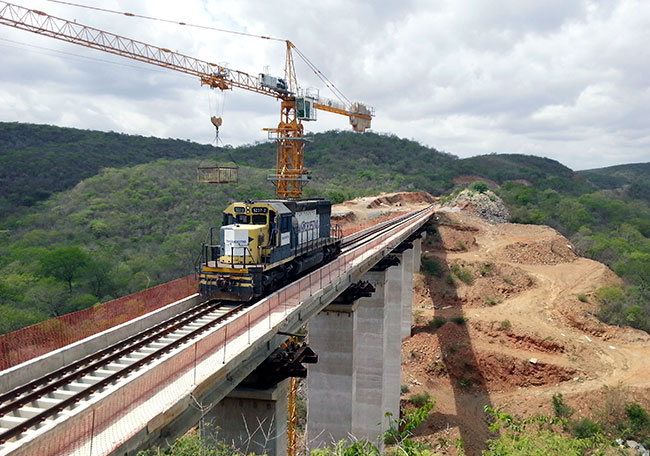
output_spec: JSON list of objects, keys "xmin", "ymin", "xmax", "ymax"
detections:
[{"xmin": 0, "ymin": 1, "xmax": 374, "ymax": 198}]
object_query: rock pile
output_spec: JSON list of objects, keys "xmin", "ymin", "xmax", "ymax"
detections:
[
  {"xmin": 503, "ymin": 238, "xmax": 578, "ymax": 265},
  {"xmin": 442, "ymin": 189, "xmax": 510, "ymax": 224}
]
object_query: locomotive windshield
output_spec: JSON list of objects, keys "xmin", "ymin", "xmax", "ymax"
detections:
[
  {"xmin": 222, "ymin": 213, "xmax": 251, "ymax": 225},
  {"xmin": 251, "ymin": 214, "xmax": 267, "ymax": 225}
]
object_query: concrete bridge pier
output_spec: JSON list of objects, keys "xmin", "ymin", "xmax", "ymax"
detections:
[
  {"xmin": 202, "ymin": 379, "xmax": 289, "ymax": 456},
  {"xmin": 307, "ymin": 248, "xmax": 416, "ymax": 450}
]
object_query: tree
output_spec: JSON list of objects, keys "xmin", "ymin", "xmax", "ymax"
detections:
[
  {"xmin": 39, "ymin": 246, "xmax": 90, "ymax": 293},
  {"xmin": 24, "ymin": 279, "xmax": 69, "ymax": 317}
]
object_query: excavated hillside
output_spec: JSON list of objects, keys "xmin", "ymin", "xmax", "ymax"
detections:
[{"xmin": 334, "ymin": 192, "xmax": 650, "ymax": 456}]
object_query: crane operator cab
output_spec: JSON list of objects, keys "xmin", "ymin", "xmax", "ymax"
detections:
[{"xmin": 198, "ymin": 199, "xmax": 341, "ymax": 302}]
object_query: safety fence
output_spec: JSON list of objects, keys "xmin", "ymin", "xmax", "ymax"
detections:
[
  {"xmin": 0, "ymin": 276, "xmax": 198, "ymax": 372},
  {"xmin": 13, "ymin": 208, "xmax": 433, "ymax": 456}
]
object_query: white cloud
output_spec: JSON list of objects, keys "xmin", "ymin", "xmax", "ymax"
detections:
[{"xmin": 0, "ymin": 0, "xmax": 649, "ymax": 170}]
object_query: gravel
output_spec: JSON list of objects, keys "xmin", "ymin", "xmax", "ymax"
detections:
[{"xmin": 442, "ymin": 189, "xmax": 510, "ymax": 224}]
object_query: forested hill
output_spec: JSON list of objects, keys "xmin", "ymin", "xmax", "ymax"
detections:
[
  {"xmin": 578, "ymin": 163, "xmax": 650, "ymax": 202},
  {"xmin": 1, "ymin": 122, "xmax": 595, "ymax": 219},
  {"xmin": 1, "ymin": 122, "xmax": 648, "ymax": 334},
  {"xmin": 0, "ymin": 122, "xmax": 219, "ymax": 217}
]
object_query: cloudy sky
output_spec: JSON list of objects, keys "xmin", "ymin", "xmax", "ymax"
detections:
[{"xmin": 1, "ymin": 0, "xmax": 649, "ymax": 170}]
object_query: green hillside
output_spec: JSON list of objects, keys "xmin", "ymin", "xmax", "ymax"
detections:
[
  {"xmin": 578, "ymin": 163, "xmax": 650, "ymax": 202},
  {"xmin": 0, "ymin": 123, "xmax": 648, "ymax": 334},
  {"xmin": 1, "ymin": 123, "xmax": 594, "ymax": 220},
  {"xmin": 0, "ymin": 122, "xmax": 221, "ymax": 217}
]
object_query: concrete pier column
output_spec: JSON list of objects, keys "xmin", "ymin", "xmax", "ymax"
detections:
[
  {"xmin": 202, "ymin": 379, "xmax": 289, "ymax": 456},
  {"xmin": 413, "ymin": 237, "xmax": 422, "ymax": 268},
  {"xmin": 352, "ymin": 270, "xmax": 387, "ymax": 442},
  {"xmin": 382, "ymin": 261, "xmax": 402, "ymax": 431},
  {"xmin": 307, "ymin": 305, "xmax": 358, "ymax": 448},
  {"xmin": 401, "ymin": 246, "xmax": 415, "ymax": 340}
]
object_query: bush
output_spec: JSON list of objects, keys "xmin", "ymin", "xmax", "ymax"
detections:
[
  {"xmin": 450, "ymin": 315, "xmax": 467, "ymax": 325},
  {"xmin": 428, "ymin": 316, "xmax": 447, "ymax": 329},
  {"xmin": 479, "ymin": 262, "xmax": 494, "ymax": 276},
  {"xmin": 420, "ymin": 256, "xmax": 444, "ymax": 277},
  {"xmin": 626, "ymin": 402, "xmax": 650, "ymax": 434},
  {"xmin": 400, "ymin": 384, "xmax": 410, "ymax": 394},
  {"xmin": 485, "ymin": 296, "xmax": 500, "ymax": 306},
  {"xmin": 450, "ymin": 263, "xmax": 474, "ymax": 284},
  {"xmin": 483, "ymin": 407, "xmax": 609, "ymax": 456},
  {"xmin": 552, "ymin": 393, "xmax": 574, "ymax": 419},
  {"xmin": 576, "ymin": 293, "xmax": 588, "ymax": 302},
  {"xmin": 596, "ymin": 285, "xmax": 650, "ymax": 333},
  {"xmin": 499, "ymin": 319, "xmax": 512, "ymax": 330},
  {"xmin": 470, "ymin": 181, "xmax": 489, "ymax": 193},
  {"xmin": 571, "ymin": 418, "xmax": 600, "ymax": 439},
  {"xmin": 409, "ymin": 392, "xmax": 432, "ymax": 406}
]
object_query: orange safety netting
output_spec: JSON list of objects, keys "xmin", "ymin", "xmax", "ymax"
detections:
[{"xmin": 0, "ymin": 275, "xmax": 198, "ymax": 372}]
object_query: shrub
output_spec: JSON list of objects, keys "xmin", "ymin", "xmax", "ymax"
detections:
[
  {"xmin": 450, "ymin": 315, "xmax": 467, "ymax": 325},
  {"xmin": 456, "ymin": 240, "xmax": 467, "ymax": 250},
  {"xmin": 485, "ymin": 296, "xmax": 500, "ymax": 306},
  {"xmin": 571, "ymin": 418, "xmax": 600, "ymax": 439},
  {"xmin": 499, "ymin": 319, "xmax": 512, "ymax": 330},
  {"xmin": 421, "ymin": 256, "xmax": 444, "ymax": 277},
  {"xmin": 483, "ymin": 407, "xmax": 609, "ymax": 456},
  {"xmin": 479, "ymin": 262, "xmax": 494, "ymax": 276},
  {"xmin": 450, "ymin": 263, "xmax": 474, "ymax": 284},
  {"xmin": 576, "ymin": 293, "xmax": 588, "ymax": 302},
  {"xmin": 470, "ymin": 181, "xmax": 489, "ymax": 193},
  {"xmin": 428, "ymin": 316, "xmax": 447, "ymax": 329},
  {"xmin": 400, "ymin": 384, "xmax": 410, "ymax": 394},
  {"xmin": 409, "ymin": 392, "xmax": 432, "ymax": 406},
  {"xmin": 626, "ymin": 402, "xmax": 650, "ymax": 434},
  {"xmin": 552, "ymin": 393, "xmax": 574, "ymax": 419},
  {"xmin": 457, "ymin": 378, "xmax": 473, "ymax": 388}
]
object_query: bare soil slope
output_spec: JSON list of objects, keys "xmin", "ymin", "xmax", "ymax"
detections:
[{"xmin": 402, "ymin": 209, "xmax": 650, "ymax": 455}]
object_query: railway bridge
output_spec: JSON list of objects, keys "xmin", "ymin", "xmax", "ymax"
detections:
[{"xmin": 0, "ymin": 207, "xmax": 433, "ymax": 456}]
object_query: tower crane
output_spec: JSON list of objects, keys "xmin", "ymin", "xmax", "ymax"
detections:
[{"xmin": 0, "ymin": 1, "xmax": 374, "ymax": 198}]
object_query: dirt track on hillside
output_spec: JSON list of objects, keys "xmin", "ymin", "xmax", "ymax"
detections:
[{"xmin": 336, "ymin": 193, "xmax": 650, "ymax": 456}]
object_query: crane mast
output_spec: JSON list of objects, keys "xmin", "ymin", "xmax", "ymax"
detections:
[{"xmin": 0, "ymin": 1, "xmax": 374, "ymax": 198}]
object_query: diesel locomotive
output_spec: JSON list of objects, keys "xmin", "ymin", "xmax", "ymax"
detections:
[{"xmin": 198, "ymin": 198, "xmax": 341, "ymax": 301}]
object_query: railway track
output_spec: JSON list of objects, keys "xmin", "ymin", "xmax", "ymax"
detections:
[
  {"xmin": 340, "ymin": 206, "xmax": 431, "ymax": 253},
  {"xmin": 0, "ymin": 206, "xmax": 432, "ymax": 451},
  {"xmin": 0, "ymin": 300, "xmax": 244, "ymax": 448}
]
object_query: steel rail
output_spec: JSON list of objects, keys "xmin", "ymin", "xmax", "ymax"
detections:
[
  {"xmin": 0, "ymin": 299, "xmax": 218, "ymax": 406},
  {"xmin": 0, "ymin": 302, "xmax": 243, "ymax": 444}
]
